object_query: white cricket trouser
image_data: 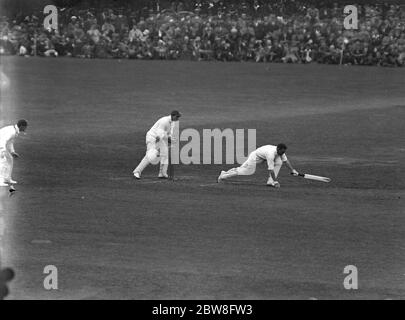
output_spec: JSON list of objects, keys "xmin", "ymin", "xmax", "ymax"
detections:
[
  {"xmin": 0, "ymin": 149, "xmax": 13, "ymax": 182},
  {"xmin": 221, "ymin": 151, "xmax": 283, "ymax": 179},
  {"xmin": 145, "ymin": 133, "xmax": 168, "ymax": 165},
  {"xmin": 134, "ymin": 133, "xmax": 169, "ymax": 175}
]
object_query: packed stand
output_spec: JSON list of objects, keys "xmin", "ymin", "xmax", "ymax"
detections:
[{"xmin": 0, "ymin": 0, "xmax": 404, "ymax": 66}]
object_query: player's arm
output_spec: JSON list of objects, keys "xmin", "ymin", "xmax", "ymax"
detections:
[
  {"xmin": 267, "ymin": 169, "xmax": 280, "ymax": 188},
  {"xmin": 167, "ymin": 124, "xmax": 172, "ymax": 145},
  {"xmin": 268, "ymin": 169, "xmax": 277, "ymax": 182},
  {"xmin": 155, "ymin": 129, "xmax": 166, "ymax": 143},
  {"xmin": 4, "ymin": 131, "xmax": 19, "ymax": 158},
  {"xmin": 9, "ymin": 142, "xmax": 19, "ymax": 158},
  {"xmin": 285, "ymin": 159, "xmax": 298, "ymax": 175},
  {"xmin": 8, "ymin": 136, "xmax": 20, "ymax": 158},
  {"xmin": 266, "ymin": 158, "xmax": 279, "ymax": 187}
]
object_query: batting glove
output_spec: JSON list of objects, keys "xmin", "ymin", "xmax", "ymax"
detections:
[{"xmin": 291, "ymin": 169, "xmax": 299, "ymax": 176}]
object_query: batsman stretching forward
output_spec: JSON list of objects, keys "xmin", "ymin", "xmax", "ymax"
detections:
[
  {"xmin": 133, "ymin": 111, "xmax": 181, "ymax": 179},
  {"xmin": 217, "ymin": 143, "xmax": 299, "ymax": 187}
]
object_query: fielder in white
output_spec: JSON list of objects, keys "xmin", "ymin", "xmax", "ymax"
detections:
[
  {"xmin": 217, "ymin": 143, "xmax": 299, "ymax": 187},
  {"xmin": 0, "ymin": 120, "xmax": 28, "ymax": 186},
  {"xmin": 133, "ymin": 111, "xmax": 181, "ymax": 179}
]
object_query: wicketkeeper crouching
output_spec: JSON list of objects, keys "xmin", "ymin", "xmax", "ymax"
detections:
[{"xmin": 133, "ymin": 111, "xmax": 181, "ymax": 179}]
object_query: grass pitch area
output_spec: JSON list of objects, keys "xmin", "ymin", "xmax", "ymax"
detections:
[{"xmin": 1, "ymin": 57, "xmax": 404, "ymax": 299}]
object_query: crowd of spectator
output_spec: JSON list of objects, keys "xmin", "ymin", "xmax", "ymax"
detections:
[{"xmin": 1, "ymin": 0, "xmax": 404, "ymax": 66}]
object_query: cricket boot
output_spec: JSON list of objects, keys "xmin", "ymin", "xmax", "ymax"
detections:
[
  {"xmin": 218, "ymin": 168, "xmax": 238, "ymax": 182},
  {"xmin": 217, "ymin": 171, "xmax": 225, "ymax": 183}
]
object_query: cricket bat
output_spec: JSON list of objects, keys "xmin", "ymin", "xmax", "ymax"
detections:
[{"xmin": 293, "ymin": 172, "xmax": 331, "ymax": 183}]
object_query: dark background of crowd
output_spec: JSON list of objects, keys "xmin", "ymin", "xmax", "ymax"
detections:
[{"xmin": 1, "ymin": 0, "xmax": 404, "ymax": 66}]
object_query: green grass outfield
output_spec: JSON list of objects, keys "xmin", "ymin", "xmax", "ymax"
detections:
[{"xmin": 1, "ymin": 57, "xmax": 404, "ymax": 299}]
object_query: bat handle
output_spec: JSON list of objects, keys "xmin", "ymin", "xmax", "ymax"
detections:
[{"xmin": 290, "ymin": 172, "xmax": 304, "ymax": 177}]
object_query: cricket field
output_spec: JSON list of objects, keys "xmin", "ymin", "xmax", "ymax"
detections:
[{"xmin": 0, "ymin": 56, "xmax": 404, "ymax": 299}]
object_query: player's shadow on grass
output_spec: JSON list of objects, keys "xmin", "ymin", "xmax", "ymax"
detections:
[{"xmin": 221, "ymin": 179, "xmax": 264, "ymax": 186}]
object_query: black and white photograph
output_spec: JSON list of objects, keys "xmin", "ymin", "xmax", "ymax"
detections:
[{"xmin": 0, "ymin": 0, "xmax": 404, "ymax": 303}]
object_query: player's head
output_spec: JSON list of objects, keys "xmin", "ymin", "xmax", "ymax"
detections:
[
  {"xmin": 17, "ymin": 119, "xmax": 28, "ymax": 132},
  {"xmin": 170, "ymin": 110, "xmax": 181, "ymax": 121},
  {"xmin": 276, "ymin": 143, "xmax": 287, "ymax": 156}
]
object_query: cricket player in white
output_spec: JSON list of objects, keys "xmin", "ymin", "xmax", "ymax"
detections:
[
  {"xmin": 218, "ymin": 143, "xmax": 299, "ymax": 187},
  {"xmin": 133, "ymin": 111, "xmax": 181, "ymax": 179},
  {"xmin": 0, "ymin": 120, "xmax": 28, "ymax": 186}
]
